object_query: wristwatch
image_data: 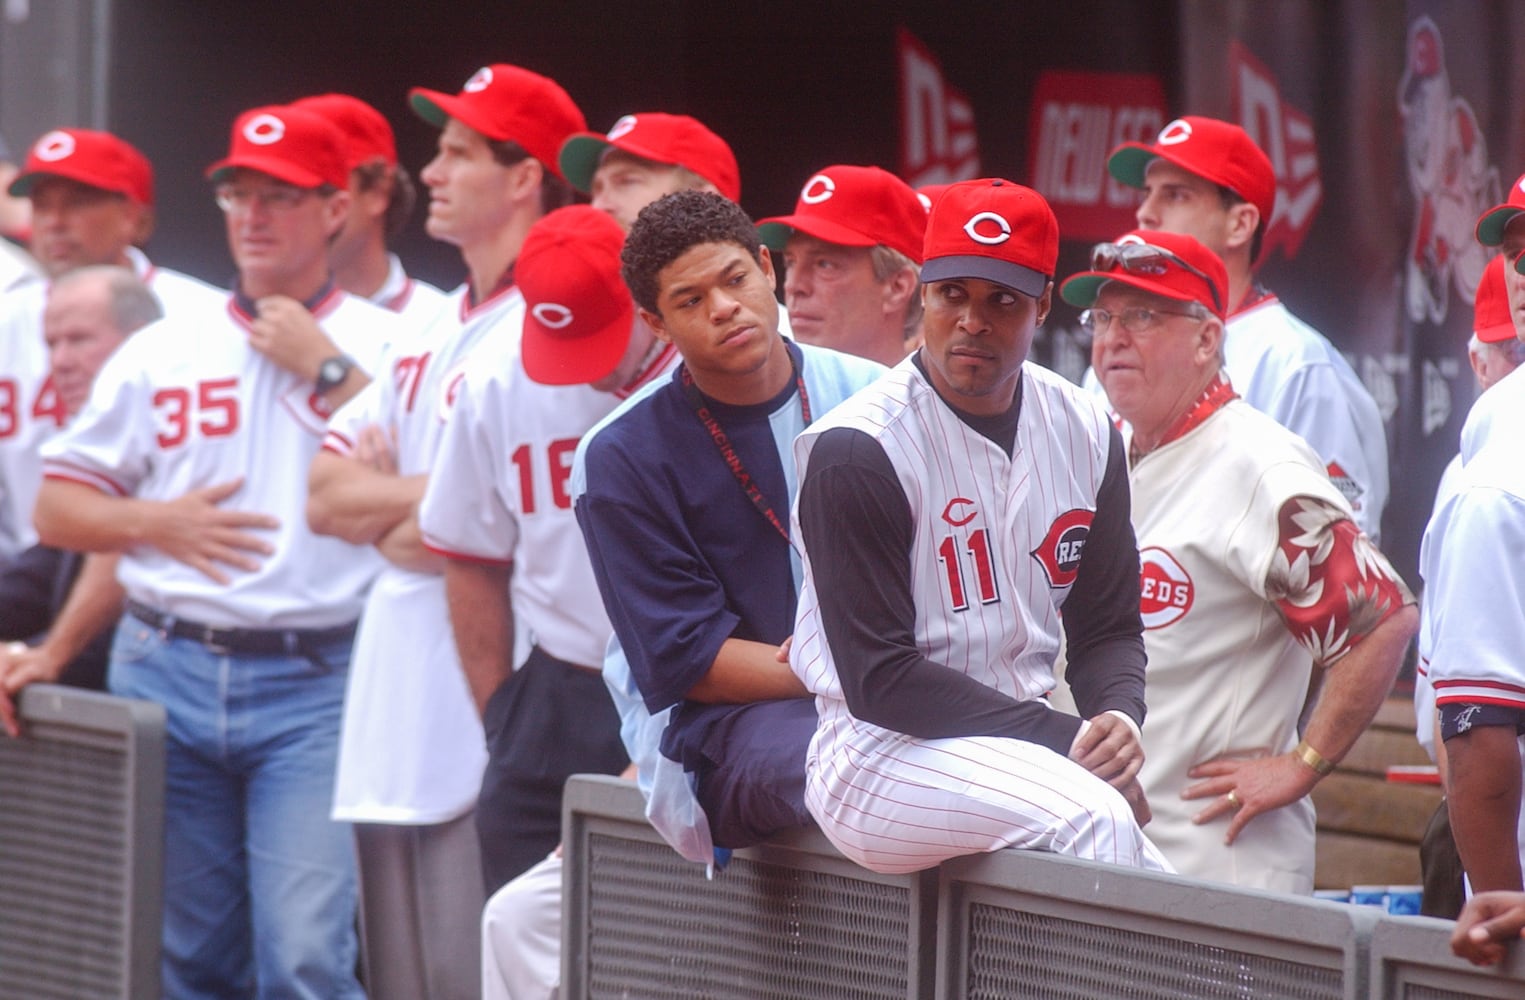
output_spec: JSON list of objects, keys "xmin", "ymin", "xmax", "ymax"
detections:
[{"xmin": 315, "ymin": 354, "xmax": 356, "ymax": 395}]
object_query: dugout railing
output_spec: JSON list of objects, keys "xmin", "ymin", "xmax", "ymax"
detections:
[
  {"xmin": 561, "ymin": 773, "xmax": 1525, "ymax": 1000},
  {"xmin": 0, "ymin": 684, "xmax": 165, "ymax": 1000}
]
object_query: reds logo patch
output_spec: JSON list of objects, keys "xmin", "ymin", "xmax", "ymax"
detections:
[
  {"xmin": 531, "ymin": 302, "xmax": 575, "ymax": 329},
  {"xmin": 35, "ymin": 130, "xmax": 76, "ymax": 162},
  {"xmin": 1031, "ymin": 508, "xmax": 1092, "ymax": 588},
  {"xmin": 243, "ymin": 113, "xmax": 286, "ymax": 146},
  {"xmin": 1138, "ymin": 547, "xmax": 1193, "ymax": 629},
  {"xmin": 1325, "ymin": 461, "xmax": 1364, "ymax": 511}
]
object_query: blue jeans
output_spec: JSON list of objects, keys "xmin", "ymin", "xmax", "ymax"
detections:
[{"xmin": 108, "ymin": 617, "xmax": 365, "ymax": 1000}]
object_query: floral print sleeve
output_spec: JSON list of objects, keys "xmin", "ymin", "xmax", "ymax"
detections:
[{"xmin": 1263, "ymin": 496, "xmax": 1415, "ymax": 666}]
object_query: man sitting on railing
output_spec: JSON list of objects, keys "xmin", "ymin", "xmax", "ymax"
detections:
[{"xmin": 790, "ymin": 179, "xmax": 1170, "ymax": 875}]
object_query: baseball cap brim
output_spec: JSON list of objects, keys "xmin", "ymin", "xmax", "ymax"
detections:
[
  {"xmin": 521, "ymin": 310, "xmax": 633, "ymax": 386},
  {"xmin": 1476, "ymin": 319, "xmax": 1517, "ymax": 344},
  {"xmin": 1105, "ymin": 144, "xmax": 1156, "ymax": 191},
  {"xmin": 557, "ymin": 134, "xmax": 613, "ymax": 194},
  {"xmin": 8, "ymin": 166, "xmax": 136, "ymax": 202},
  {"xmin": 408, "ymin": 88, "xmax": 506, "ymax": 142},
  {"xmin": 922, "ymin": 255, "xmax": 1048, "ymax": 299},
  {"xmin": 756, "ymin": 214, "xmax": 880, "ymax": 254},
  {"xmin": 1059, "ymin": 271, "xmax": 1203, "ymax": 309},
  {"xmin": 1477, "ymin": 206, "xmax": 1524, "ymax": 247},
  {"xmin": 204, "ymin": 155, "xmax": 329, "ymax": 189}
]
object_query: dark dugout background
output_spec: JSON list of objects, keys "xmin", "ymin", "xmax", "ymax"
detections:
[{"xmin": 4, "ymin": 0, "xmax": 1524, "ymax": 597}]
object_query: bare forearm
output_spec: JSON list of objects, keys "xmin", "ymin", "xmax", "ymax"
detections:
[
  {"xmin": 36, "ymin": 480, "xmax": 164, "ymax": 553},
  {"xmin": 685, "ymin": 637, "xmax": 806, "ymax": 703},
  {"xmin": 443, "ymin": 559, "xmax": 514, "ymax": 716},
  {"xmin": 37, "ymin": 554, "xmax": 126, "ymax": 666},
  {"xmin": 376, "ymin": 514, "xmax": 444, "ymax": 574},
  {"xmin": 1448, "ymin": 726, "xmax": 1525, "ymax": 892},
  {"xmin": 306, "ymin": 453, "xmax": 424, "ymax": 544},
  {"xmin": 1301, "ymin": 605, "xmax": 1416, "ymax": 764}
]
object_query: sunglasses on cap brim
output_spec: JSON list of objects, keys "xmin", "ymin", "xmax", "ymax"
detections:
[{"xmin": 1089, "ymin": 241, "xmax": 1224, "ymax": 315}]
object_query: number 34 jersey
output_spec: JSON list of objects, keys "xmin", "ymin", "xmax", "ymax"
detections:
[{"xmin": 40, "ymin": 288, "xmax": 397, "ymax": 628}]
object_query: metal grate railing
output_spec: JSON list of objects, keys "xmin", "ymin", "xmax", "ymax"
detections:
[{"xmin": 0, "ymin": 685, "xmax": 164, "ymax": 1000}]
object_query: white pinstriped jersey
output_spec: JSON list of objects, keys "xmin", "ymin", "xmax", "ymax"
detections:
[
  {"xmin": 0, "ymin": 248, "xmax": 223, "ymax": 559},
  {"xmin": 793, "ymin": 360, "xmax": 1112, "ymax": 714},
  {"xmin": 419, "ymin": 342, "xmax": 679, "ymax": 670},
  {"xmin": 41, "ymin": 287, "xmax": 395, "ymax": 628},
  {"xmin": 370, "ymin": 252, "xmax": 448, "ymax": 327},
  {"xmin": 325, "ymin": 281, "xmax": 522, "ymax": 825},
  {"xmin": 789, "ymin": 359, "xmax": 1169, "ymax": 875}
]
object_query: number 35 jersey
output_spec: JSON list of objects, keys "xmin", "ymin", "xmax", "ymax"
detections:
[{"xmin": 40, "ymin": 287, "xmax": 396, "ymax": 628}]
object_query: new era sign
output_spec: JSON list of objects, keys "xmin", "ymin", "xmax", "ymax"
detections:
[
  {"xmin": 1026, "ymin": 70, "xmax": 1167, "ymax": 241},
  {"xmin": 1232, "ymin": 41, "xmax": 1323, "ymax": 260},
  {"xmin": 898, "ymin": 27, "xmax": 980, "ymax": 187}
]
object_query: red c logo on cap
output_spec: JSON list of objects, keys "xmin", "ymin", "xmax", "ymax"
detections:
[
  {"xmin": 607, "ymin": 115, "xmax": 637, "ymax": 140},
  {"xmin": 800, "ymin": 174, "xmax": 835, "ymax": 205},
  {"xmin": 963, "ymin": 212, "xmax": 1011, "ymax": 246},
  {"xmin": 1157, "ymin": 119, "xmax": 1192, "ymax": 146},
  {"xmin": 243, "ymin": 114, "xmax": 286, "ymax": 146},
  {"xmin": 916, "ymin": 192, "xmax": 933, "ymax": 212},
  {"xmin": 464, "ymin": 67, "xmax": 493, "ymax": 93},
  {"xmin": 34, "ymin": 130, "xmax": 76, "ymax": 162},
  {"xmin": 532, "ymin": 303, "xmax": 575, "ymax": 329}
]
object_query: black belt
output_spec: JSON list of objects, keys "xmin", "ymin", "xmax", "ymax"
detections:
[{"xmin": 126, "ymin": 600, "xmax": 357, "ymax": 660}]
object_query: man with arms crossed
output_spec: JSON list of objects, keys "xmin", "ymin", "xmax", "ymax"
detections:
[
  {"xmin": 34, "ymin": 104, "xmax": 394, "ymax": 998},
  {"xmin": 790, "ymin": 179, "xmax": 1167, "ymax": 875},
  {"xmin": 1064, "ymin": 229, "xmax": 1415, "ymax": 892},
  {"xmin": 305, "ymin": 63, "xmax": 586, "ymax": 999}
]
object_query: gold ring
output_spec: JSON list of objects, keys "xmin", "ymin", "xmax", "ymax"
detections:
[{"xmin": 1226, "ymin": 789, "xmax": 1240, "ymax": 808}]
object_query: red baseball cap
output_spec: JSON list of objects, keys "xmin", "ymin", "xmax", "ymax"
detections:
[
  {"xmin": 1477, "ymin": 255, "xmax": 1516, "ymax": 344},
  {"xmin": 559, "ymin": 113, "xmax": 740, "ymax": 202},
  {"xmin": 920, "ymin": 178, "xmax": 1057, "ymax": 297},
  {"xmin": 915, "ymin": 183, "xmax": 951, "ymax": 214},
  {"xmin": 1060, "ymin": 229, "xmax": 1228, "ymax": 321},
  {"xmin": 757, "ymin": 165, "xmax": 926, "ymax": 264},
  {"xmin": 1107, "ymin": 116, "xmax": 1277, "ymax": 227},
  {"xmin": 1476, "ymin": 173, "xmax": 1525, "ymax": 247},
  {"xmin": 291, "ymin": 93, "xmax": 397, "ymax": 170},
  {"xmin": 206, "ymin": 105, "xmax": 350, "ymax": 190},
  {"xmin": 409, "ymin": 64, "xmax": 585, "ymax": 180},
  {"xmin": 518, "ymin": 205, "xmax": 634, "ymax": 386},
  {"xmin": 8, "ymin": 128, "xmax": 154, "ymax": 206}
]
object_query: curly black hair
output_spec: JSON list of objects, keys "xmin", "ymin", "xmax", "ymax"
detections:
[{"xmin": 621, "ymin": 190, "xmax": 761, "ymax": 315}]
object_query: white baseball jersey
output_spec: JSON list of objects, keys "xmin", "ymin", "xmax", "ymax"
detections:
[
  {"xmin": 41, "ymin": 287, "xmax": 394, "ymax": 628},
  {"xmin": 0, "ymin": 247, "xmax": 224, "ymax": 559},
  {"xmin": 790, "ymin": 358, "xmax": 1169, "ymax": 875},
  {"xmin": 1414, "ymin": 451, "xmax": 1465, "ymax": 762},
  {"xmin": 0, "ymin": 239, "xmax": 39, "ymax": 295},
  {"xmin": 326, "ymin": 281, "xmax": 524, "ymax": 824},
  {"xmin": 372, "ymin": 252, "xmax": 448, "ymax": 327},
  {"xmin": 1128, "ymin": 398, "xmax": 1355, "ymax": 893},
  {"xmin": 1424, "ymin": 368, "xmax": 1525, "ymax": 872},
  {"xmin": 1083, "ymin": 293, "xmax": 1389, "ymax": 539},
  {"xmin": 419, "ymin": 341, "xmax": 679, "ymax": 670}
]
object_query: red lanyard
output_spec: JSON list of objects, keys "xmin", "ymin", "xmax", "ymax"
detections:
[
  {"xmin": 1145, "ymin": 373, "xmax": 1238, "ymax": 457},
  {"xmin": 679, "ymin": 352, "xmax": 811, "ymax": 544}
]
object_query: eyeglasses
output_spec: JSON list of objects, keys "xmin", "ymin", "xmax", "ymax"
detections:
[
  {"xmin": 1090, "ymin": 241, "xmax": 1224, "ymax": 314},
  {"xmin": 214, "ymin": 184, "xmax": 314, "ymax": 214},
  {"xmin": 1079, "ymin": 306, "xmax": 1203, "ymax": 336}
]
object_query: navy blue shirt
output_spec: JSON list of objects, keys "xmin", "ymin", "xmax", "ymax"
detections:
[{"xmin": 576, "ymin": 346, "xmax": 808, "ymax": 773}]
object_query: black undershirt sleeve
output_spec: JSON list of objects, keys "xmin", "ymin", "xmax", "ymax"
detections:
[
  {"xmin": 798, "ymin": 426, "xmax": 1083, "ymax": 755},
  {"xmin": 1060, "ymin": 423, "xmax": 1147, "ymax": 725}
]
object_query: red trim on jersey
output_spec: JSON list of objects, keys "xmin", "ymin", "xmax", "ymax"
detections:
[
  {"xmin": 319, "ymin": 441, "xmax": 351, "ymax": 457},
  {"xmin": 43, "ymin": 466, "xmax": 127, "ymax": 497},
  {"xmin": 1271, "ymin": 498, "xmax": 1411, "ymax": 666},
  {"xmin": 379, "ymin": 278, "xmax": 414, "ymax": 313},
  {"xmin": 1140, "ymin": 373, "xmax": 1237, "ymax": 458},
  {"xmin": 1228, "ymin": 285, "xmax": 1279, "ymax": 321},
  {"xmin": 462, "ymin": 266, "xmax": 517, "ymax": 321},
  {"xmin": 1434, "ymin": 693, "xmax": 1525, "ymax": 709},
  {"xmin": 422, "ymin": 540, "xmax": 513, "ymax": 567},
  {"xmin": 308, "ymin": 284, "xmax": 344, "ymax": 320},
  {"xmin": 1434, "ymin": 678, "xmax": 1525, "ymax": 696},
  {"xmin": 324, "ymin": 429, "xmax": 356, "ymax": 451},
  {"xmin": 615, "ymin": 342, "xmax": 678, "ymax": 399}
]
